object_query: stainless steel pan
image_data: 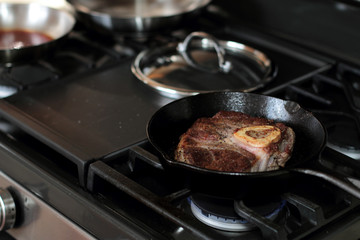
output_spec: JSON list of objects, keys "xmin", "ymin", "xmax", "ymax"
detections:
[
  {"xmin": 69, "ymin": 0, "xmax": 211, "ymax": 35},
  {"xmin": 0, "ymin": 0, "xmax": 76, "ymax": 65}
]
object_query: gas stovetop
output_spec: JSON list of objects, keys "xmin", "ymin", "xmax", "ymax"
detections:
[{"xmin": 0, "ymin": 2, "xmax": 359, "ymax": 240}]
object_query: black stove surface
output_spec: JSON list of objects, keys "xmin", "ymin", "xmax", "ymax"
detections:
[{"xmin": 0, "ymin": 2, "xmax": 359, "ymax": 240}]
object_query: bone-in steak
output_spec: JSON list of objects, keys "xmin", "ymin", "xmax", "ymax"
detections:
[{"xmin": 175, "ymin": 111, "xmax": 295, "ymax": 172}]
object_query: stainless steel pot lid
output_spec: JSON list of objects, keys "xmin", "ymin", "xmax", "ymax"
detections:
[{"xmin": 131, "ymin": 32, "xmax": 277, "ymax": 99}]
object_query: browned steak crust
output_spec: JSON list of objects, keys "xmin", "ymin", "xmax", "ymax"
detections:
[{"xmin": 175, "ymin": 111, "xmax": 295, "ymax": 172}]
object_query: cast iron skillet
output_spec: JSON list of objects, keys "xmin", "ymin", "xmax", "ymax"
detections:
[{"xmin": 147, "ymin": 91, "xmax": 360, "ymax": 198}]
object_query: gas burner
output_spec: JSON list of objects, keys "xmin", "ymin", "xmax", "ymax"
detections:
[{"xmin": 189, "ymin": 194, "xmax": 286, "ymax": 232}]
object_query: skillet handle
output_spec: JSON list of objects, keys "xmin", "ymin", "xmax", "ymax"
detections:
[{"xmin": 291, "ymin": 168, "xmax": 360, "ymax": 199}]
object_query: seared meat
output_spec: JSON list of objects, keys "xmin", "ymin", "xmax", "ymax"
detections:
[{"xmin": 175, "ymin": 111, "xmax": 295, "ymax": 172}]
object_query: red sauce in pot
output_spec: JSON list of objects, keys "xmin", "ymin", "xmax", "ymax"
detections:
[{"xmin": 0, "ymin": 29, "xmax": 53, "ymax": 50}]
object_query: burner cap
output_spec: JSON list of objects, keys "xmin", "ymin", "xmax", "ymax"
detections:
[{"xmin": 189, "ymin": 194, "xmax": 286, "ymax": 232}]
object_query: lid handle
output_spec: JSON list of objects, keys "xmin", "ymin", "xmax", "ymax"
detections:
[{"xmin": 177, "ymin": 32, "xmax": 232, "ymax": 74}]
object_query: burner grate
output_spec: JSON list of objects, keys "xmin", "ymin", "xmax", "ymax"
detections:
[
  {"xmin": 0, "ymin": 30, "xmax": 137, "ymax": 99},
  {"xmin": 267, "ymin": 64, "xmax": 360, "ymax": 157},
  {"xmin": 86, "ymin": 141, "xmax": 360, "ymax": 240}
]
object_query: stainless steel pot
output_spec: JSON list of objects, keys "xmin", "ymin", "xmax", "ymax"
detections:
[
  {"xmin": 0, "ymin": 0, "xmax": 76, "ymax": 65},
  {"xmin": 69, "ymin": 0, "xmax": 211, "ymax": 35}
]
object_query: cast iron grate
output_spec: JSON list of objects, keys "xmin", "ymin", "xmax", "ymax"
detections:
[
  {"xmin": 0, "ymin": 30, "xmax": 136, "ymax": 98},
  {"xmin": 266, "ymin": 63, "xmax": 360, "ymax": 155},
  {"xmin": 87, "ymin": 140, "xmax": 360, "ymax": 240}
]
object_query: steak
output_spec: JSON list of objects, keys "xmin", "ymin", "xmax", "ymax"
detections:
[{"xmin": 175, "ymin": 111, "xmax": 295, "ymax": 172}]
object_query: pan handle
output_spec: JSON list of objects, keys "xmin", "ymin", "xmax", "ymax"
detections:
[
  {"xmin": 177, "ymin": 31, "xmax": 232, "ymax": 74},
  {"xmin": 291, "ymin": 168, "xmax": 360, "ymax": 199}
]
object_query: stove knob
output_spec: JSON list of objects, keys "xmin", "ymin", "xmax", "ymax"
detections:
[{"xmin": 0, "ymin": 188, "xmax": 16, "ymax": 231}]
